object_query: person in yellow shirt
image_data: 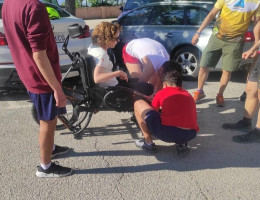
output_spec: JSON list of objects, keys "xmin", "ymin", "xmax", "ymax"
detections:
[{"xmin": 192, "ymin": 0, "xmax": 260, "ymax": 107}]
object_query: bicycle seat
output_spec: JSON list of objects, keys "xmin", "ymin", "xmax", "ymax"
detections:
[{"xmin": 77, "ymin": 49, "xmax": 96, "ymax": 88}]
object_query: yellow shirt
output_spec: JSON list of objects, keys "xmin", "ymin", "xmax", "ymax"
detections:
[{"xmin": 214, "ymin": 0, "xmax": 260, "ymax": 40}]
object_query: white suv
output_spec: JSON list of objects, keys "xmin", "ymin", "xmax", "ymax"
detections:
[{"xmin": 0, "ymin": 0, "xmax": 91, "ymax": 87}]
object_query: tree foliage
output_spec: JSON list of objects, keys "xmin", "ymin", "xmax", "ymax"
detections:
[
  {"xmin": 87, "ymin": 0, "xmax": 117, "ymax": 7},
  {"xmin": 76, "ymin": 0, "xmax": 84, "ymax": 7}
]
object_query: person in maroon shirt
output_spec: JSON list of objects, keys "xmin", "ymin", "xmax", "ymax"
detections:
[
  {"xmin": 2, "ymin": 0, "xmax": 72, "ymax": 177},
  {"xmin": 134, "ymin": 61, "xmax": 199, "ymax": 153}
]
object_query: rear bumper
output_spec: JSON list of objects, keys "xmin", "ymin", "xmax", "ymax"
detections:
[{"xmin": 0, "ymin": 64, "xmax": 79, "ymax": 86}]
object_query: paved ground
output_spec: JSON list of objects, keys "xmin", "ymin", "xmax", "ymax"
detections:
[
  {"xmin": 1, "ymin": 18, "xmax": 260, "ymax": 200},
  {"xmin": 1, "ymin": 70, "xmax": 260, "ymax": 200}
]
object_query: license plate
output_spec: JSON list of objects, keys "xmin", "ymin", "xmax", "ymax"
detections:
[{"xmin": 55, "ymin": 34, "xmax": 66, "ymax": 43}]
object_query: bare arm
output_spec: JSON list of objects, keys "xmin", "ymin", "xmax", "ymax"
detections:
[
  {"xmin": 191, "ymin": 7, "xmax": 220, "ymax": 45},
  {"xmin": 242, "ymin": 17, "xmax": 260, "ymax": 59},
  {"xmin": 33, "ymin": 50, "xmax": 66, "ymax": 107},
  {"xmin": 93, "ymin": 65, "xmax": 128, "ymax": 84}
]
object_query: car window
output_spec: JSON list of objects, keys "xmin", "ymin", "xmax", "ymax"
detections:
[
  {"xmin": 0, "ymin": 4, "xmax": 2, "ymax": 19},
  {"xmin": 186, "ymin": 6, "xmax": 210, "ymax": 25},
  {"xmin": 119, "ymin": 6, "xmax": 154, "ymax": 25},
  {"xmin": 44, "ymin": 2, "xmax": 70, "ymax": 17},
  {"xmin": 150, "ymin": 5, "xmax": 185, "ymax": 25},
  {"xmin": 124, "ymin": 0, "xmax": 163, "ymax": 10}
]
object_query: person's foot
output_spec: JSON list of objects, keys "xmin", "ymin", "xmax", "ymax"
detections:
[
  {"xmin": 216, "ymin": 94, "xmax": 225, "ymax": 107},
  {"xmin": 193, "ymin": 91, "xmax": 206, "ymax": 103},
  {"xmin": 222, "ymin": 119, "xmax": 251, "ymax": 131},
  {"xmin": 176, "ymin": 143, "xmax": 190, "ymax": 155},
  {"xmin": 135, "ymin": 139, "xmax": 157, "ymax": 153},
  {"xmin": 232, "ymin": 129, "xmax": 260, "ymax": 143},
  {"xmin": 239, "ymin": 91, "xmax": 247, "ymax": 101},
  {"xmin": 52, "ymin": 145, "xmax": 70, "ymax": 158},
  {"xmin": 36, "ymin": 161, "xmax": 73, "ymax": 178}
]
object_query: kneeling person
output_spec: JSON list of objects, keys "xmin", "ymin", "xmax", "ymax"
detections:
[{"xmin": 134, "ymin": 61, "xmax": 199, "ymax": 153}]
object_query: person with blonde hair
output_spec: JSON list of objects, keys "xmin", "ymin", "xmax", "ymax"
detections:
[{"xmin": 88, "ymin": 22, "xmax": 153, "ymax": 95}]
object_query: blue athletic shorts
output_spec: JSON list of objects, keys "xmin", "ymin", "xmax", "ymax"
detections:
[
  {"xmin": 28, "ymin": 91, "xmax": 66, "ymax": 121},
  {"xmin": 145, "ymin": 110, "xmax": 197, "ymax": 144}
]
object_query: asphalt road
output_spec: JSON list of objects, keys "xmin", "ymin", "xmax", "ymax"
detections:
[
  {"xmin": 1, "ymin": 18, "xmax": 260, "ymax": 200},
  {"xmin": 1, "ymin": 69, "xmax": 260, "ymax": 199}
]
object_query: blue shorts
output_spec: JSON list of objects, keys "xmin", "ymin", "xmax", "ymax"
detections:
[
  {"xmin": 145, "ymin": 110, "xmax": 197, "ymax": 144},
  {"xmin": 28, "ymin": 91, "xmax": 66, "ymax": 121}
]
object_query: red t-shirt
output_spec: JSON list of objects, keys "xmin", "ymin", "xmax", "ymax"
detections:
[
  {"xmin": 2, "ymin": 0, "xmax": 61, "ymax": 93},
  {"xmin": 152, "ymin": 87, "xmax": 199, "ymax": 132}
]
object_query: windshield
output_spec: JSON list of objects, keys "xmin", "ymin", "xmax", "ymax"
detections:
[
  {"xmin": 44, "ymin": 2, "xmax": 70, "ymax": 17},
  {"xmin": 124, "ymin": 0, "xmax": 164, "ymax": 10}
]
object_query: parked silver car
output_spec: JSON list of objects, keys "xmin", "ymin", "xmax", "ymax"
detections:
[
  {"xmin": 115, "ymin": 1, "xmax": 254, "ymax": 77},
  {"xmin": 118, "ymin": 0, "xmax": 165, "ymax": 19},
  {"xmin": 0, "ymin": 0, "xmax": 91, "ymax": 87}
]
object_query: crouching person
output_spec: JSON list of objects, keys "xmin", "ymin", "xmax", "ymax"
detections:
[{"xmin": 134, "ymin": 61, "xmax": 199, "ymax": 153}]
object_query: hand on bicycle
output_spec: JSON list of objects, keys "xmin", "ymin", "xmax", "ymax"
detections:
[{"xmin": 116, "ymin": 70, "xmax": 128, "ymax": 82}]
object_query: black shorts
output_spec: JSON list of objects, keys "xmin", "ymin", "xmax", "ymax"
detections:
[{"xmin": 145, "ymin": 110, "xmax": 197, "ymax": 144}]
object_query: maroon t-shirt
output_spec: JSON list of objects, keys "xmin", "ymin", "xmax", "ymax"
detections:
[
  {"xmin": 152, "ymin": 87, "xmax": 199, "ymax": 132},
  {"xmin": 2, "ymin": 0, "xmax": 62, "ymax": 93}
]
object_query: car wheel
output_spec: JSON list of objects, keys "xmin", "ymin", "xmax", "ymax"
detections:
[{"xmin": 172, "ymin": 46, "xmax": 201, "ymax": 77}]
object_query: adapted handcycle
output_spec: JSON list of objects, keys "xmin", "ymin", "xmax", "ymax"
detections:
[{"xmin": 32, "ymin": 24, "xmax": 153, "ymax": 138}]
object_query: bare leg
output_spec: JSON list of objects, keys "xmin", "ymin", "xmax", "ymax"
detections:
[
  {"xmin": 125, "ymin": 63, "xmax": 142, "ymax": 78},
  {"xmin": 244, "ymin": 82, "xmax": 259, "ymax": 119},
  {"xmin": 197, "ymin": 67, "xmax": 210, "ymax": 90},
  {"xmin": 134, "ymin": 100, "xmax": 153, "ymax": 144},
  {"xmin": 39, "ymin": 118, "xmax": 57, "ymax": 165},
  {"xmin": 218, "ymin": 69, "xmax": 231, "ymax": 95},
  {"xmin": 255, "ymin": 91, "xmax": 260, "ymax": 128},
  {"xmin": 149, "ymin": 72, "xmax": 162, "ymax": 93}
]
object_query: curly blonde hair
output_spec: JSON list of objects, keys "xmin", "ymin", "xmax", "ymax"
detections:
[{"xmin": 91, "ymin": 22, "xmax": 122, "ymax": 47}]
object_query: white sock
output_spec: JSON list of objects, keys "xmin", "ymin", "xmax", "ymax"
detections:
[{"xmin": 40, "ymin": 163, "xmax": 51, "ymax": 170}]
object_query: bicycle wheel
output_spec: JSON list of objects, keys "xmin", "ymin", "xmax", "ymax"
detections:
[{"xmin": 63, "ymin": 96, "xmax": 93, "ymax": 136}]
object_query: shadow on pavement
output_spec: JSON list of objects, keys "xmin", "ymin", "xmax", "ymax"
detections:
[
  {"xmin": 60, "ymin": 94, "xmax": 260, "ymax": 174},
  {"xmin": 0, "ymin": 86, "xmax": 28, "ymax": 101}
]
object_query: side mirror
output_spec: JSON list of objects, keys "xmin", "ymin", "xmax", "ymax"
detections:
[
  {"xmin": 67, "ymin": 24, "xmax": 83, "ymax": 38},
  {"xmin": 119, "ymin": 6, "xmax": 123, "ymax": 11}
]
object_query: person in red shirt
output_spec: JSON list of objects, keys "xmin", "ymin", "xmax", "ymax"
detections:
[
  {"xmin": 134, "ymin": 61, "xmax": 199, "ymax": 153},
  {"xmin": 2, "ymin": 0, "xmax": 72, "ymax": 177}
]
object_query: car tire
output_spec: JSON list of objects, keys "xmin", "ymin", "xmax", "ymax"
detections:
[{"xmin": 172, "ymin": 46, "xmax": 201, "ymax": 77}]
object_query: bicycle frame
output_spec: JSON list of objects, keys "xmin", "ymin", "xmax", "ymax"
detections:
[{"xmin": 31, "ymin": 24, "xmax": 151, "ymax": 138}]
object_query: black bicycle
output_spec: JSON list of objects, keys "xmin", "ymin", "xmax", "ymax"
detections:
[{"xmin": 32, "ymin": 24, "xmax": 152, "ymax": 137}]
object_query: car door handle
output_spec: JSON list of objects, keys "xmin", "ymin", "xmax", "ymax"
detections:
[{"xmin": 166, "ymin": 33, "xmax": 174, "ymax": 38}]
